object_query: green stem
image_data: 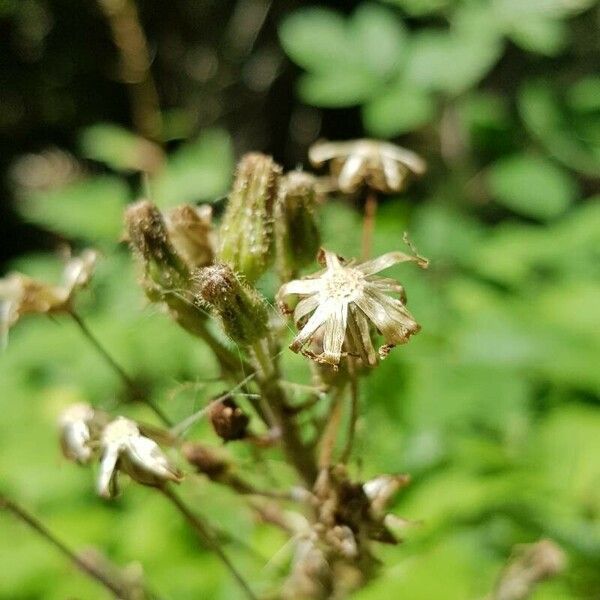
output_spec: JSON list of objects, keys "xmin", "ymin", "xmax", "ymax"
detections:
[
  {"xmin": 159, "ymin": 486, "xmax": 258, "ymax": 600},
  {"xmin": 0, "ymin": 493, "xmax": 140, "ymax": 599},
  {"xmin": 251, "ymin": 338, "xmax": 317, "ymax": 486},
  {"xmin": 340, "ymin": 362, "xmax": 359, "ymax": 464},
  {"xmin": 69, "ymin": 310, "xmax": 171, "ymax": 426}
]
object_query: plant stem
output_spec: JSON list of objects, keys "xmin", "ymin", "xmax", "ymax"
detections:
[
  {"xmin": 0, "ymin": 493, "xmax": 134, "ymax": 599},
  {"xmin": 340, "ymin": 365, "xmax": 359, "ymax": 464},
  {"xmin": 159, "ymin": 486, "xmax": 258, "ymax": 600},
  {"xmin": 97, "ymin": 0, "xmax": 162, "ymax": 141},
  {"xmin": 251, "ymin": 338, "xmax": 317, "ymax": 486},
  {"xmin": 361, "ymin": 189, "xmax": 378, "ymax": 260},
  {"xmin": 69, "ymin": 310, "xmax": 171, "ymax": 426},
  {"xmin": 318, "ymin": 385, "xmax": 345, "ymax": 469}
]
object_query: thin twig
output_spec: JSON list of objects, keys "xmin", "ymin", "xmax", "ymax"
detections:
[
  {"xmin": 361, "ymin": 189, "xmax": 378, "ymax": 260},
  {"xmin": 69, "ymin": 310, "xmax": 171, "ymax": 426},
  {"xmin": 159, "ymin": 486, "xmax": 258, "ymax": 600},
  {"xmin": 0, "ymin": 493, "xmax": 134, "ymax": 598}
]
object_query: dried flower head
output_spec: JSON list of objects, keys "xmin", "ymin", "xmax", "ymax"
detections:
[
  {"xmin": 182, "ymin": 442, "xmax": 230, "ymax": 479},
  {"xmin": 97, "ymin": 416, "xmax": 181, "ymax": 498},
  {"xmin": 219, "ymin": 152, "xmax": 282, "ymax": 282},
  {"xmin": 165, "ymin": 204, "xmax": 215, "ymax": 269},
  {"xmin": 277, "ymin": 248, "xmax": 428, "ymax": 367},
  {"xmin": 309, "ymin": 139, "xmax": 426, "ymax": 194},
  {"xmin": 0, "ymin": 249, "xmax": 97, "ymax": 340},
  {"xmin": 363, "ymin": 474, "xmax": 410, "ymax": 517},
  {"xmin": 58, "ymin": 403, "xmax": 103, "ymax": 464}
]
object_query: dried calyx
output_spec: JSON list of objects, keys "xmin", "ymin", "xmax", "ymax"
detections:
[{"xmin": 277, "ymin": 246, "xmax": 428, "ymax": 368}]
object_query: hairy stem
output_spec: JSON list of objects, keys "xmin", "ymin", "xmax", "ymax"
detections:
[
  {"xmin": 0, "ymin": 493, "xmax": 140, "ymax": 599},
  {"xmin": 69, "ymin": 310, "xmax": 171, "ymax": 426},
  {"xmin": 159, "ymin": 486, "xmax": 258, "ymax": 600},
  {"xmin": 251, "ymin": 338, "xmax": 317, "ymax": 486}
]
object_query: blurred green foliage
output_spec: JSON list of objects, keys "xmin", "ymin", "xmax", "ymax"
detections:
[{"xmin": 1, "ymin": 0, "xmax": 599, "ymax": 598}]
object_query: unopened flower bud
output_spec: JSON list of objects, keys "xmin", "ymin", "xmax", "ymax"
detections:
[
  {"xmin": 275, "ymin": 171, "xmax": 321, "ymax": 281},
  {"xmin": 124, "ymin": 200, "xmax": 190, "ymax": 295},
  {"xmin": 98, "ymin": 416, "xmax": 182, "ymax": 498},
  {"xmin": 194, "ymin": 263, "xmax": 269, "ymax": 345},
  {"xmin": 165, "ymin": 204, "xmax": 214, "ymax": 269},
  {"xmin": 182, "ymin": 442, "xmax": 230, "ymax": 478},
  {"xmin": 219, "ymin": 153, "xmax": 282, "ymax": 282},
  {"xmin": 209, "ymin": 396, "xmax": 250, "ymax": 441}
]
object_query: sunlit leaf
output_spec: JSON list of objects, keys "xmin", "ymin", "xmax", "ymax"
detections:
[
  {"xmin": 487, "ymin": 154, "xmax": 578, "ymax": 220},
  {"xmin": 363, "ymin": 84, "xmax": 435, "ymax": 136},
  {"xmin": 17, "ymin": 176, "xmax": 130, "ymax": 243},
  {"xmin": 152, "ymin": 129, "xmax": 234, "ymax": 207}
]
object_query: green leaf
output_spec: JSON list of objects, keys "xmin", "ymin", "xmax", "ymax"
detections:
[
  {"xmin": 80, "ymin": 123, "xmax": 164, "ymax": 173},
  {"xmin": 404, "ymin": 30, "xmax": 502, "ymax": 95},
  {"xmin": 518, "ymin": 81, "xmax": 600, "ymax": 176},
  {"xmin": 381, "ymin": 0, "xmax": 452, "ymax": 17},
  {"xmin": 18, "ymin": 176, "xmax": 130, "ymax": 243},
  {"xmin": 487, "ymin": 154, "xmax": 578, "ymax": 220},
  {"xmin": 152, "ymin": 129, "xmax": 234, "ymax": 207},
  {"xmin": 363, "ymin": 84, "xmax": 435, "ymax": 136},
  {"xmin": 567, "ymin": 76, "xmax": 600, "ymax": 113},
  {"xmin": 278, "ymin": 8, "xmax": 351, "ymax": 72},
  {"xmin": 505, "ymin": 16, "xmax": 567, "ymax": 55},
  {"xmin": 351, "ymin": 3, "xmax": 407, "ymax": 78},
  {"xmin": 298, "ymin": 70, "xmax": 379, "ymax": 108}
]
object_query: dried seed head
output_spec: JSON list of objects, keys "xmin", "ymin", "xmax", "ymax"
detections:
[
  {"xmin": 0, "ymin": 250, "xmax": 98, "ymax": 341},
  {"xmin": 275, "ymin": 171, "xmax": 321, "ymax": 281},
  {"xmin": 58, "ymin": 403, "xmax": 105, "ymax": 464},
  {"xmin": 209, "ymin": 397, "xmax": 250, "ymax": 442},
  {"xmin": 277, "ymin": 246, "xmax": 428, "ymax": 367},
  {"xmin": 182, "ymin": 442, "xmax": 230, "ymax": 478},
  {"xmin": 218, "ymin": 153, "xmax": 282, "ymax": 282},
  {"xmin": 125, "ymin": 200, "xmax": 190, "ymax": 294},
  {"xmin": 97, "ymin": 416, "xmax": 182, "ymax": 498},
  {"xmin": 363, "ymin": 474, "xmax": 410, "ymax": 517},
  {"xmin": 309, "ymin": 139, "xmax": 426, "ymax": 194},
  {"xmin": 194, "ymin": 263, "xmax": 269, "ymax": 345},
  {"xmin": 165, "ymin": 204, "xmax": 215, "ymax": 269}
]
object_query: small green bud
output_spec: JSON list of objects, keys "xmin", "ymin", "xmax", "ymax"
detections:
[
  {"xmin": 194, "ymin": 263, "xmax": 269, "ymax": 346},
  {"xmin": 125, "ymin": 200, "xmax": 190, "ymax": 296},
  {"xmin": 275, "ymin": 171, "xmax": 321, "ymax": 281},
  {"xmin": 218, "ymin": 153, "xmax": 282, "ymax": 282}
]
